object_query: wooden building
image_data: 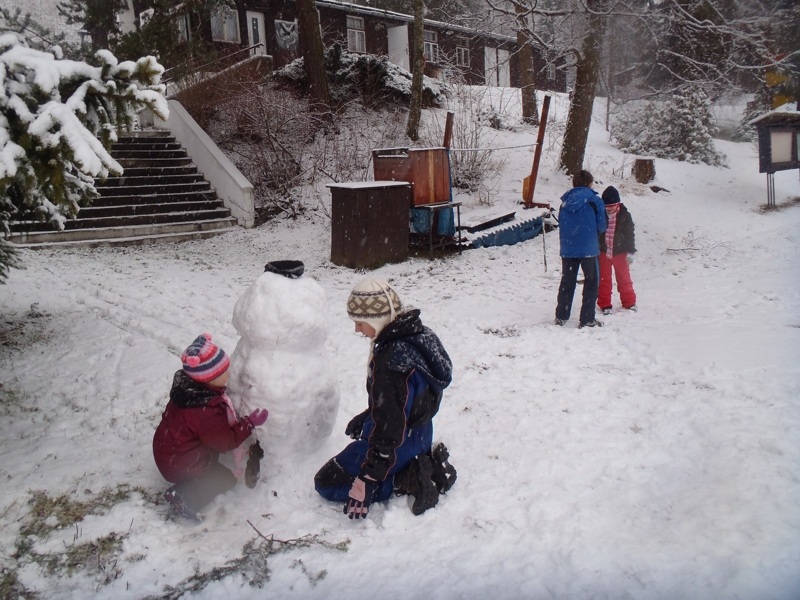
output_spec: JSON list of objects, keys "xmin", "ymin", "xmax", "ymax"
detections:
[{"xmin": 122, "ymin": 0, "xmax": 568, "ymax": 92}]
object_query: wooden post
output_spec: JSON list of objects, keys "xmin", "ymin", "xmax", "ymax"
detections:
[
  {"xmin": 442, "ymin": 111, "xmax": 454, "ymax": 149},
  {"xmin": 632, "ymin": 157, "xmax": 656, "ymax": 183},
  {"xmin": 523, "ymin": 95, "xmax": 551, "ymax": 208}
]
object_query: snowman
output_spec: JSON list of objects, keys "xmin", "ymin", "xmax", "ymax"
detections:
[{"xmin": 227, "ymin": 261, "xmax": 340, "ymax": 474}]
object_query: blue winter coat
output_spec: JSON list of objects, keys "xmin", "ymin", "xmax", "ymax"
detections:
[{"xmin": 558, "ymin": 186, "xmax": 607, "ymax": 258}]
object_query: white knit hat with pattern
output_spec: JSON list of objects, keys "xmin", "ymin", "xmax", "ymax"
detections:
[{"xmin": 347, "ymin": 278, "xmax": 403, "ymax": 337}]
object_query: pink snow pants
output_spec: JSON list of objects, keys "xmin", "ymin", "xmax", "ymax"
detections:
[{"xmin": 598, "ymin": 253, "xmax": 636, "ymax": 309}]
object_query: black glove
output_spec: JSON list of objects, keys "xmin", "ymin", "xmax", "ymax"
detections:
[
  {"xmin": 244, "ymin": 441, "xmax": 264, "ymax": 489},
  {"xmin": 345, "ymin": 410, "xmax": 369, "ymax": 439},
  {"xmin": 343, "ymin": 476, "xmax": 378, "ymax": 520}
]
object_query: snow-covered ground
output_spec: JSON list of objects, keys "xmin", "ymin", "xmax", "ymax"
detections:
[{"xmin": 2, "ymin": 91, "xmax": 800, "ymax": 599}]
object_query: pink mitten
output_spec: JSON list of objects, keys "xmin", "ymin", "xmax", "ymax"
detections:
[{"xmin": 249, "ymin": 408, "xmax": 268, "ymax": 427}]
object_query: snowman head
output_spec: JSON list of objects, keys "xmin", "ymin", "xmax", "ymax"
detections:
[{"xmin": 347, "ymin": 278, "xmax": 404, "ymax": 339}]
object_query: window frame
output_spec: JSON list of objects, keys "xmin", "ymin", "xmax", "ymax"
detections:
[
  {"xmin": 346, "ymin": 15, "xmax": 366, "ymax": 53},
  {"xmin": 547, "ymin": 64, "xmax": 556, "ymax": 80},
  {"xmin": 175, "ymin": 12, "xmax": 189, "ymax": 43},
  {"xmin": 139, "ymin": 8, "xmax": 154, "ymax": 27},
  {"xmin": 423, "ymin": 30, "xmax": 439, "ymax": 63},
  {"xmin": 456, "ymin": 46, "xmax": 469, "ymax": 67},
  {"xmin": 211, "ymin": 6, "xmax": 240, "ymax": 44}
]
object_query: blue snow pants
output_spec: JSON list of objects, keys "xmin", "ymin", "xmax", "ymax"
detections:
[{"xmin": 314, "ymin": 421, "xmax": 433, "ymax": 503}]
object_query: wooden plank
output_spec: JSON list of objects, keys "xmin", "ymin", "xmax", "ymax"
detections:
[{"xmin": 462, "ymin": 211, "xmax": 516, "ymax": 233}]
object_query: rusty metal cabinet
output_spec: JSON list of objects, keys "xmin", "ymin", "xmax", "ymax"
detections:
[{"xmin": 328, "ymin": 181, "xmax": 411, "ymax": 269}]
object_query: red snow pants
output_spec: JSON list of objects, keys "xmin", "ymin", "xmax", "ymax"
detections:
[{"xmin": 598, "ymin": 252, "xmax": 636, "ymax": 309}]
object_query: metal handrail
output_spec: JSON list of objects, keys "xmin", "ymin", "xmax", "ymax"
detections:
[{"xmin": 162, "ymin": 43, "xmax": 265, "ymax": 83}]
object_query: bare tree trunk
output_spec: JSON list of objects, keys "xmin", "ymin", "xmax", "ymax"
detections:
[
  {"xmin": 295, "ymin": 0, "xmax": 330, "ymax": 109},
  {"xmin": 516, "ymin": 6, "xmax": 539, "ymax": 126},
  {"xmin": 559, "ymin": 0, "xmax": 607, "ymax": 175},
  {"xmin": 406, "ymin": 0, "xmax": 425, "ymax": 141}
]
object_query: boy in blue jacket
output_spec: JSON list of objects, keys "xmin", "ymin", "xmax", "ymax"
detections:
[{"xmin": 554, "ymin": 170, "xmax": 607, "ymax": 328}]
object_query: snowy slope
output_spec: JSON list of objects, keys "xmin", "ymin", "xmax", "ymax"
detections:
[{"xmin": 1, "ymin": 91, "xmax": 799, "ymax": 600}]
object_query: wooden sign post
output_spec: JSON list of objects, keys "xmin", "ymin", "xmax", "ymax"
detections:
[
  {"xmin": 443, "ymin": 111, "xmax": 454, "ymax": 149},
  {"xmin": 522, "ymin": 95, "xmax": 551, "ymax": 209}
]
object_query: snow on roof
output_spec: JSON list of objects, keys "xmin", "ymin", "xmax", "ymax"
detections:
[{"xmin": 748, "ymin": 101, "xmax": 800, "ymax": 127}]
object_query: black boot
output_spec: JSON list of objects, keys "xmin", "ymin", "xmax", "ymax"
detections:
[
  {"xmin": 244, "ymin": 440, "xmax": 264, "ymax": 489},
  {"xmin": 393, "ymin": 454, "xmax": 439, "ymax": 515},
  {"xmin": 429, "ymin": 442, "xmax": 457, "ymax": 494}
]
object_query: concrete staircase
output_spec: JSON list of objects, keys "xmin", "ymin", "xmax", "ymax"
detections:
[{"xmin": 8, "ymin": 130, "xmax": 239, "ymax": 248}]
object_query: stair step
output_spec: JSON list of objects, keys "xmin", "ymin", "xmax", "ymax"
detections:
[
  {"xmin": 69, "ymin": 208, "xmax": 231, "ymax": 229},
  {"xmin": 114, "ymin": 165, "xmax": 198, "ymax": 177},
  {"xmin": 98, "ymin": 181, "xmax": 210, "ymax": 196},
  {"xmin": 79, "ymin": 200, "xmax": 225, "ymax": 218},
  {"xmin": 10, "ymin": 208, "xmax": 231, "ymax": 232},
  {"xmin": 9, "ymin": 218, "xmax": 238, "ymax": 244},
  {"xmin": 112, "ymin": 142, "xmax": 183, "ymax": 152},
  {"xmin": 98, "ymin": 173, "xmax": 204, "ymax": 187},
  {"xmin": 91, "ymin": 190, "xmax": 217, "ymax": 207},
  {"xmin": 11, "ymin": 227, "xmax": 240, "ymax": 249},
  {"xmin": 117, "ymin": 157, "xmax": 193, "ymax": 168},
  {"xmin": 117, "ymin": 135, "xmax": 176, "ymax": 144},
  {"xmin": 113, "ymin": 149, "xmax": 188, "ymax": 159},
  {"xmin": 118, "ymin": 130, "xmax": 172, "ymax": 139}
]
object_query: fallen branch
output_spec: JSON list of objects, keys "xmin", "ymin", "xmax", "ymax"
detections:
[{"xmin": 144, "ymin": 528, "xmax": 350, "ymax": 599}]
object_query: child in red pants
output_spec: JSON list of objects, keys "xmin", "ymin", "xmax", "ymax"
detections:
[{"xmin": 598, "ymin": 186, "xmax": 637, "ymax": 314}]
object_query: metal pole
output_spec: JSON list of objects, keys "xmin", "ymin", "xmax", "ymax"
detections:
[
  {"xmin": 767, "ymin": 172, "xmax": 775, "ymax": 208},
  {"xmin": 542, "ymin": 213, "xmax": 548, "ymax": 273}
]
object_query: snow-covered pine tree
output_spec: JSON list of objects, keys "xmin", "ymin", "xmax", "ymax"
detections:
[
  {"xmin": 614, "ymin": 87, "xmax": 726, "ymax": 167},
  {"xmin": 0, "ymin": 33, "xmax": 168, "ymax": 282},
  {"xmin": 734, "ymin": 85, "xmax": 772, "ymax": 142}
]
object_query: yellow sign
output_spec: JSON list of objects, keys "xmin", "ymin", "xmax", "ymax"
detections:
[
  {"xmin": 767, "ymin": 71, "xmax": 789, "ymax": 87},
  {"xmin": 773, "ymin": 94, "xmax": 796, "ymax": 109}
]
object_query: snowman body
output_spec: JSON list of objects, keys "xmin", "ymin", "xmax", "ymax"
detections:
[{"xmin": 228, "ymin": 271, "xmax": 340, "ymax": 458}]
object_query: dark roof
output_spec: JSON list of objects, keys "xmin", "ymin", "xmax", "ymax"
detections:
[{"xmin": 314, "ymin": 0, "xmax": 516, "ymax": 44}]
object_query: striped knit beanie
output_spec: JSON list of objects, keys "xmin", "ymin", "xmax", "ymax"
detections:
[
  {"xmin": 181, "ymin": 333, "xmax": 230, "ymax": 383},
  {"xmin": 347, "ymin": 278, "xmax": 403, "ymax": 337}
]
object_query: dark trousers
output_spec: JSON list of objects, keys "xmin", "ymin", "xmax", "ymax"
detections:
[
  {"xmin": 556, "ymin": 256, "xmax": 599, "ymax": 325},
  {"xmin": 172, "ymin": 462, "xmax": 237, "ymax": 513},
  {"xmin": 314, "ymin": 422, "xmax": 433, "ymax": 503}
]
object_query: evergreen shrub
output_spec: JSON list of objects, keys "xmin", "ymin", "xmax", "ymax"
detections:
[{"xmin": 613, "ymin": 87, "xmax": 727, "ymax": 167}]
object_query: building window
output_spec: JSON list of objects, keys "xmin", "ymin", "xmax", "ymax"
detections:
[
  {"xmin": 423, "ymin": 30, "xmax": 439, "ymax": 63},
  {"xmin": 456, "ymin": 46, "xmax": 469, "ymax": 67},
  {"xmin": 547, "ymin": 64, "xmax": 556, "ymax": 80},
  {"xmin": 175, "ymin": 13, "xmax": 189, "ymax": 43},
  {"xmin": 139, "ymin": 8, "xmax": 154, "ymax": 27},
  {"xmin": 211, "ymin": 6, "xmax": 240, "ymax": 43},
  {"xmin": 347, "ymin": 16, "xmax": 366, "ymax": 53}
]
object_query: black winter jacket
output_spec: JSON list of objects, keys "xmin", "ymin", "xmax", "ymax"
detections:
[
  {"xmin": 599, "ymin": 204, "xmax": 636, "ymax": 256},
  {"xmin": 358, "ymin": 309, "xmax": 452, "ymax": 482}
]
